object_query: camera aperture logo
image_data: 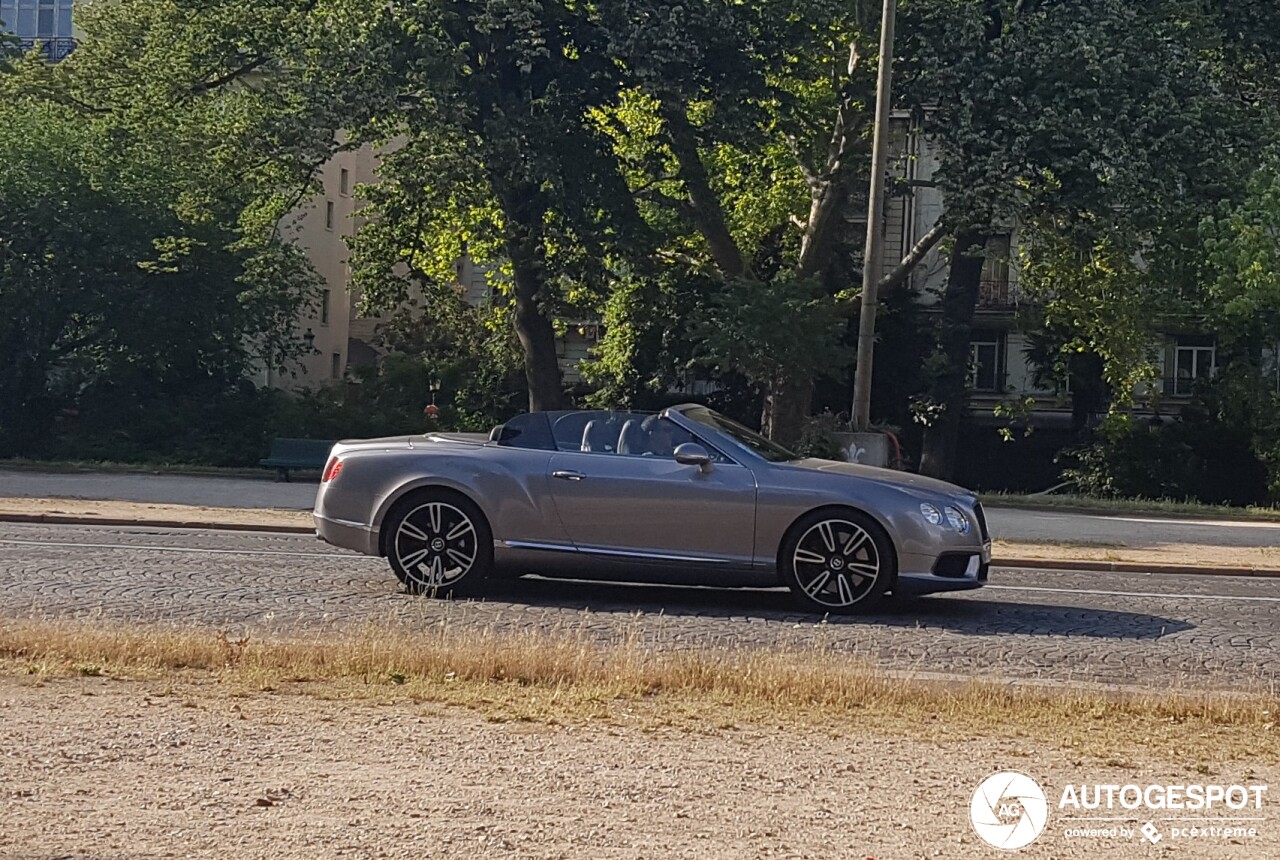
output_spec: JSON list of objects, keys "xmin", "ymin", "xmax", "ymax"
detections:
[{"xmin": 971, "ymin": 771, "xmax": 1050, "ymax": 850}]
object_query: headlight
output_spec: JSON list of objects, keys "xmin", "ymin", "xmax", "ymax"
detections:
[
  {"xmin": 944, "ymin": 506, "xmax": 971, "ymax": 534},
  {"xmin": 919, "ymin": 503, "xmax": 943, "ymax": 525}
]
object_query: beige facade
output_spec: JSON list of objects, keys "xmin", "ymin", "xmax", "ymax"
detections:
[
  {"xmin": 257, "ymin": 144, "xmax": 383, "ymax": 390},
  {"xmin": 265, "ymin": 146, "xmax": 598, "ymax": 391}
]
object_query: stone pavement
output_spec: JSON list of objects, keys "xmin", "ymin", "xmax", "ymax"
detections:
[
  {"xmin": 5, "ymin": 467, "xmax": 1280, "ymax": 550},
  {"xmin": 2, "ymin": 522, "xmax": 1277, "ymax": 693}
]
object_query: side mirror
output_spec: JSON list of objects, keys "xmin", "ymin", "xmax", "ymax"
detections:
[{"xmin": 673, "ymin": 442, "xmax": 714, "ymax": 473}]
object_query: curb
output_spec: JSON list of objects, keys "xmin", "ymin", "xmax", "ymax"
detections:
[
  {"xmin": 993, "ymin": 557, "xmax": 1280, "ymax": 579},
  {"xmin": 0, "ymin": 513, "xmax": 312, "ymax": 535},
  {"xmin": 983, "ymin": 501, "xmax": 1280, "ymax": 526},
  {"xmin": 3, "ymin": 513, "xmax": 1278, "ymax": 580}
]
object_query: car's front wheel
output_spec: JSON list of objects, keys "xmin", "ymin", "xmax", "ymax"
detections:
[
  {"xmin": 384, "ymin": 490, "xmax": 494, "ymax": 597},
  {"xmin": 780, "ymin": 509, "xmax": 893, "ymax": 613}
]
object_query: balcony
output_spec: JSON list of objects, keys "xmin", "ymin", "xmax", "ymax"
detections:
[
  {"xmin": 977, "ymin": 279, "xmax": 1019, "ymax": 310},
  {"xmin": 16, "ymin": 36, "xmax": 75, "ymax": 62},
  {"xmin": 1161, "ymin": 375, "xmax": 1209, "ymax": 399}
]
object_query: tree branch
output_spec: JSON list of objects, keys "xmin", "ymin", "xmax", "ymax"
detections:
[
  {"xmin": 879, "ymin": 218, "xmax": 948, "ymax": 291},
  {"xmin": 656, "ymin": 94, "xmax": 750, "ymax": 280},
  {"xmin": 632, "ymin": 185, "xmax": 696, "ymax": 219},
  {"xmin": 784, "ymin": 135, "xmax": 823, "ymax": 191},
  {"xmin": 189, "ymin": 55, "xmax": 270, "ymax": 96}
]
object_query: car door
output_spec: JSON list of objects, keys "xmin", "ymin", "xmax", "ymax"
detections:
[{"xmin": 544, "ymin": 417, "xmax": 757, "ymax": 566}]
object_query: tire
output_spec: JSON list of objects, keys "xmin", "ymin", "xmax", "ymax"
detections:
[
  {"xmin": 779, "ymin": 508, "xmax": 894, "ymax": 613},
  {"xmin": 383, "ymin": 490, "xmax": 494, "ymax": 597}
]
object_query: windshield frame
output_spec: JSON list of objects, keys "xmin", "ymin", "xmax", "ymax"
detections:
[{"xmin": 670, "ymin": 405, "xmax": 800, "ymax": 464}]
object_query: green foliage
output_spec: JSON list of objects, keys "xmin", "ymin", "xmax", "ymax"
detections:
[
  {"xmin": 794, "ymin": 412, "xmax": 846, "ymax": 460},
  {"xmin": 1062, "ymin": 363, "xmax": 1280, "ymax": 506},
  {"xmin": 992, "ymin": 397, "xmax": 1036, "ymax": 443},
  {"xmin": 0, "ymin": 0, "xmax": 342, "ymax": 455},
  {"xmin": 1199, "ymin": 150, "xmax": 1280, "ymax": 346},
  {"xmin": 0, "ymin": 94, "xmax": 312, "ymax": 454},
  {"xmin": 50, "ymin": 385, "xmax": 278, "ymax": 467},
  {"xmin": 355, "ymin": 298, "xmax": 529, "ymax": 433},
  {"xmin": 588, "ymin": 1, "xmax": 879, "ymax": 433},
  {"xmin": 1060, "ymin": 416, "xmax": 1195, "ymax": 501},
  {"xmin": 697, "ymin": 274, "xmax": 852, "ymax": 388},
  {"xmin": 1018, "ymin": 234, "xmax": 1167, "ymax": 406},
  {"xmin": 0, "ymin": 28, "xmax": 16, "ymax": 70},
  {"xmin": 898, "ymin": 0, "xmax": 1273, "ymax": 435}
]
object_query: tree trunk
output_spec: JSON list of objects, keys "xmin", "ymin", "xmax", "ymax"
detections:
[
  {"xmin": 495, "ymin": 182, "xmax": 565, "ymax": 412},
  {"xmin": 919, "ymin": 230, "xmax": 987, "ymax": 480},
  {"xmin": 657, "ymin": 98, "xmax": 749, "ymax": 280},
  {"xmin": 1069, "ymin": 352, "xmax": 1107, "ymax": 435},
  {"xmin": 760, "ymin": 369, "xmax": 813, "ymax": 447}
]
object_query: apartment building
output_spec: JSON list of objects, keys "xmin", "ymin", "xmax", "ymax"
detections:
[
  {"xmin": 256, "ymin": 144, "xmax": 386, "ymax": 389},
  {"xmin": 886, "ymin": 120, "xmax": 1280, "ymax": 424},
  {"xmin": 1, "ymin": 0, "xmax": 75, "ymax": 60},
  {"xmin": 269, "ymin": 144, "xmax": 598, "ymax": 391}
]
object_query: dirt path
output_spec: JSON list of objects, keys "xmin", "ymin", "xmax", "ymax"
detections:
[{"xmin": 0, "ymin": 675, "xmax": 1273, "ymax": 859}]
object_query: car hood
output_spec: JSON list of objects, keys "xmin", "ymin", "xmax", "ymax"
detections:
[{"xmin": 785, "ymin": 458, "xmax": 976, "ymax": 500}]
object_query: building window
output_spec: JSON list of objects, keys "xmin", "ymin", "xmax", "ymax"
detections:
[
  {"xmin": 2, "ymin": 0, "xmax": 73, "ymax": 40},
  {"xmin": 320, "ymin": 289, "xmax": 330, "ymax": 325},
  {"xmin": 339, "ymin": 168, "xmax": 350, "ymax": 196},
  {"xmin": 3, "ymin": 0, "xmax": 75, "ymax": 60},
  {"xmin": 324, "ymin": 200, "xmax": 335, "ymax": 230},
  {"xmin": 978, "ymin": 234, "xmax": 1014, "ymax": 308},
  {"xmin": 1172, "ymin": 336, "xmax": 1215, "ymax": 396},
  {"xmin": 331, "ymin": 352, "xmax": 342, "ymax": 379},
  {"xmin": 970, "ymin": 332, "xmax": 1006, "ymax": 393}
]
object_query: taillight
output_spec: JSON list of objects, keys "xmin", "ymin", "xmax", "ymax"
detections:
[{"xmin": 322, "ymin": 457, "xmax": 344, "ymax": 482}]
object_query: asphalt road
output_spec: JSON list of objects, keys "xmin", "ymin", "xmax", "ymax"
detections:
[
  {"xmin": 4, "ymin": 469, "xmax": 1280, "ymax": 550},
  {"xmin": 1, "ymin": 522, "xmax": 1276, "ymax": 693}
]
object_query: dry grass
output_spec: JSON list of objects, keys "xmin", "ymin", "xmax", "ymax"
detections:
[{"xmin": 1, "ymin": 617, "xmax": 1276, "ymax": 763}]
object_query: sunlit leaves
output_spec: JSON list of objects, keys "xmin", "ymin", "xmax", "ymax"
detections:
[{"xmin": 1199, "ymin": 152, "xmax": 1280, "ymax": 343}]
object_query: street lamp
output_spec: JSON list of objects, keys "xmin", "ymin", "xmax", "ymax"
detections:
[
  {"xmin": 302, "ymin": 328, "xmax": 316, "ymax": 351},
  {"xmin": 424, "ymin": 378, "xmax": 443, "ymax": 420},
  {"xmin": 850, "ymin": 0, "xmax": 898, "ymax": 431}
]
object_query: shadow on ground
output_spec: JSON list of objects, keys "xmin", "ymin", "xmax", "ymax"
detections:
[{"xmin": 434, "ymin": 575, "xmax": 1193, "ymax": 641}]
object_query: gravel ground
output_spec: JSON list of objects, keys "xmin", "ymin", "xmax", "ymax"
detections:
[{"xmin": 0, "ymin": 676, "xmax": 1274, "ymax": 859}]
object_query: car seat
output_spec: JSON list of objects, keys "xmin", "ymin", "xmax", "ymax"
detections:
[{"xmin": 617, "ymin": 419, "xmax": 646, "ymax": 454}]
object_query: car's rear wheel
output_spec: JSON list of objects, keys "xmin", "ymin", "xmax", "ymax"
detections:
[
  {"xmin": 384, "ymin": 490, "xmax": 493, "ymax": 597},
  {"xmin": 780, "ymin": 509, "xmax": 893, "ymax": 613}
]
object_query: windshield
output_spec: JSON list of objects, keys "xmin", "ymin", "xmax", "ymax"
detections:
[{"xmin": 679, "ymin": 406, "xmax": 799, "ymax": 463}]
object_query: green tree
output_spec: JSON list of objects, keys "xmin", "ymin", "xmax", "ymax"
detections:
[
  {"xmin": 1199, "ymin": 149, "xmax": 1280, "ymax": 352},
  {"xmin": 345, "ymin": 0, "xmax": 655, "ymax": 413},
  {"xmin": 897, "ymin": 0, "xmax": 1265, "ymax": 479},
  {"xmin": 0, "ymin": 0, "xmax": 346, "ymax": 453},
  {"xmin": 590, "ymin": 0, "xmax": 944, "ymax": 440}
]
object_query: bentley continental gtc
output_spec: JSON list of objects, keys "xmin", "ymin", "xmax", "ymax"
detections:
[{"xmin": 313, "ymin": 405, "xmax": 991, "ymax": 613}]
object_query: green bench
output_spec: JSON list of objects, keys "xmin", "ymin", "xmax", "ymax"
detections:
[{"xmin": 259, "ymin": 438, "xmax": 337, "ymax": 482}]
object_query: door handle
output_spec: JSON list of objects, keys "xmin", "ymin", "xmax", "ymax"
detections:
[{"xmin": 552, "ymin": 470, "xmax": 585, "ymax": 481}]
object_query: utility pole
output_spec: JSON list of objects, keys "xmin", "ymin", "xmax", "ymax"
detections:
[{"xmin": 850, "ymin": 0, "xmax": 897, "ymax": 431}]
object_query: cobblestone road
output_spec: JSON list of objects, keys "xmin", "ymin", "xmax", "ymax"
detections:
[{"xmin": 1, "ymin": 523, "xmax": 1277, "ymax": 692}]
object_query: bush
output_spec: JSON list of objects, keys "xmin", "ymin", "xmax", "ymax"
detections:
[
  {"xmin": 47, "ymin": 382, "xmax": 277, "ymax": 467},
  {"xmin": 1061, "ymin": 362, "xmax": 1278, "ymax": 506}
]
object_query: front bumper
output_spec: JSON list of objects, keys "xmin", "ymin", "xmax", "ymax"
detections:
[
  {"xmin": 895, "ymin": 540, "xmax": 990, "ymax": 595},
  {"xmin": 314, "ymin": 513, "xmax": 380, "ymax": 556}
]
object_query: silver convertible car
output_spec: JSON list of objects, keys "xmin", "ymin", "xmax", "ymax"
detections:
[{"xmin": 313, "ymin": 404, "xmax": 990, "ymax": 612}]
